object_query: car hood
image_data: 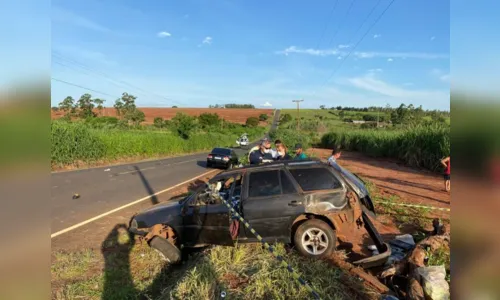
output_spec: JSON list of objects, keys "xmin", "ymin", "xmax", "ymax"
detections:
[
  {"xmin": 338, "ymin": 166, "xmax": 369, "ymax": 198},
  {"xmin": 133, "ymin": 200, "xmax": 183, "ymax": 228}
]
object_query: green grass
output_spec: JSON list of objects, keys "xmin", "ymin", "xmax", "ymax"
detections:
[
  {"xmin": 51, "ymin": 120, "xmax": 267, "ymax": 168},
  {"xmin": 426, "ymin": 245, "xmax": 451, "ymax": 283},
  {"xmin": 52, "ymin": 237, "xmax": 375, "ymax": 300}
]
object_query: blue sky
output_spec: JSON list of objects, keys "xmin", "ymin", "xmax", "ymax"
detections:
[{"xmin": 48, "ymin": 0, "xmax": 451, "ymax": 110}]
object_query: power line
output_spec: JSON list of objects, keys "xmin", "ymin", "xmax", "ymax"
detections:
[
  {"xmin": 315, "ymin": 0, "xmax": 339, "ymax": 50},
  {"xmin": 348, "ymin": 0, "xmax": 384, "ymax": 43},
  {"xmin": 52, "ymin": 52, "xmax": 183, "ymax": 106},
  {"xmin": 324, "ymin": 0, "xmax": 358, "ymax": 50},
  {"xmin": 319, "ymin": 0, "xmax": 397, "ymax": 88},
  {"xmin": 51, "ymin": 77, "xmax": 120, "ymax": 98}
]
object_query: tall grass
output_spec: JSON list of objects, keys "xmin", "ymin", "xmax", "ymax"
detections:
[
  {"xmin": 51, "ymin": 121, "xmax": 266, "ymax": 167},
  {"xmin": 321, "ymin": 124, "xmax": 450, "ymax": 172}
]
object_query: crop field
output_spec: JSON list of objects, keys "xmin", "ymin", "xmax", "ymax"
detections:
[{"xmin": 51, "ymin": 107, "xmax": 274, "ymax": 125}]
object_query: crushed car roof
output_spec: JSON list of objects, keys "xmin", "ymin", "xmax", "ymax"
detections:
[{"xmin": 209, "ymin": 158, "xmax": 325, "ymax": 181}]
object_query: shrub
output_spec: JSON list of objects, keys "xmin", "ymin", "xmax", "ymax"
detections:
[
  {"xmin": 259, "ymin": 114, "xmax": 268, "ymax": 121},
  {"xmin": 198, "ymin": 113, "xmax": 221, "ymax": 128},
  {"xmin": 85, "ymin": 116, "xmax": 119, "ymax": 129},
  {"xmin": 280, "ymin": 114, "xmax": 292, "ymax": 123},
  {"xmin": 245, "ymin": 117, "xmax": 259, "ymax": 128},
  {"xmin": 51, "ymin": 121, "xmax": 106, "ymax": 166},
  {"xmin": 154, "ymin": 117, "xmax": 165, "ymax": 128},
  {"xmin": 171, "ymin": 113, "xmax": 197, "ymax": 139}
]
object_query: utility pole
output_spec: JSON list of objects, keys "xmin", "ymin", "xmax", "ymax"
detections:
[{"xmin": 292, "ymin": 99, "xmax": 304, "ymax": 131}]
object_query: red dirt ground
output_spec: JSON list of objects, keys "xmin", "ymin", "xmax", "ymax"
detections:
[{"xmin": 51, "ymin": 107, "xmax": 274, "ymax": 124}]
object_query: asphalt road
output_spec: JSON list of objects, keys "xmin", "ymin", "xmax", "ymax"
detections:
[{"xmin": 51, "ymin": 109, "xmax": 280, "ymax": 235}]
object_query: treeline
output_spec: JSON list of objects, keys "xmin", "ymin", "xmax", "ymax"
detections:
[
  {"xmin": 53, "ymin": 92, "xmax": 146, "ymax": 126},
  {"xmin": 209, "ymin": 104, "xmax": 255, "ymax": 109},
  {"xmin": 319, "ymin": 103, "xmax": 450, "ymax": 118}
]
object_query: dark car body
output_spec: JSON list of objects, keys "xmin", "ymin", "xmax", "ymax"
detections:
[
  {"xmin": 206, "ymin": 147, "xmax": 239, "ymax": 169},
  {"xmin": 129, "ymin": 159, "xmax": 391, "ymax": 268}
]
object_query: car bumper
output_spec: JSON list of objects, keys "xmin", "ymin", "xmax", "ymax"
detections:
[
  {"xmin": 207, "ymin": 159, "xmax": 230, "ymax": 167},
  {"xmin": 128, "ymin": 218, "xmax": 149, "ymax": 236},
  {"xmin": 351, "ymin": 211, "xmax": 392, "ymax": 268}
]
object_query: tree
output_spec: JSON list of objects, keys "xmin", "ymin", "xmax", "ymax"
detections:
[
  {"xmin": 58, "ymin": 96, "xmax": 76, "ymax": 120},
  {"xmin": 126, "ymin": 109, "xmax": 145, "ymax": 126},
  {"xmin": 246, "ymin": 117, "xmax": 259, "ymax": 128},
  {"xmin": 154, "ymin": 117, "xmax": 165, "ymax": 128},
  {"xmin": 172, "ymin": 113, "xmax": 197, "ymax": 139},
  {"xmin": 114, "ymin": 99, "xmax": 124, "ymax": 118},
  {"xmin": 336, "ymin": 106, "xmax": 342, "ymax": 111},
  {"xmin": 198, "ymin": 113, "xmax": 221, "ymax": 128},
  {"xmin": 279, "ymin": 113, "xmax": 292, "ymax": 123},
  {"xmin": 94, "ymin": 98, "xmax": 105, "ymax": 116},
  {"xmin": 172, "ymin": 106, "xmax": 178, "ymax": 108},
  {"xmin": 259, "ymin": 114, "xmax": 268, "ymax": 121},
  {"xmin": 77, "ymin": 93, "xmax": 96, "ymax": 119},
  {"xmin": 51, "ymin": 106, "xmax": 59, "ymax": 112},
  {"xmin": 319, "ymin": 105, "xmax": 326, "ymax": 110}
]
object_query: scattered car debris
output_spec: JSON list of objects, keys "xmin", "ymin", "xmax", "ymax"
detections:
[
  {"xmin": 104, "ymin": 168, "xmax": 111, "ymax": 172},
  {"xmin": 72, "ymin": 193, "xmax": 80, "ymax": 199}
]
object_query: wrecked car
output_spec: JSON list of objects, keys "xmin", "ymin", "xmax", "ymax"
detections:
[{"xmin": 128, "ymin": 159, "xmax": 391, "ymax": 267}]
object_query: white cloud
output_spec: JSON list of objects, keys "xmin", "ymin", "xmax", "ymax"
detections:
[
  {"xmin": 157, "ymin": 31, "xmax": 171, "ymax": 38},
  {"xmin": 277, "ymin": 46, "xmax": 339, "ymax": 56},
  {"xmin": 348, "ymin": 72, "xmax": 449, "ymax": 102},
  {"xmin": 355, "ymin": 51, "xmax": 448, "ymax": 60},
  {"xmin": 337, "ymin": 56, "xmax": 342, "ymax": 60},
  {"xmin": 338, "ymin": 44, "xmax": 350, "ymax": 49},
  {"xmin": 262, "ymin": 101, "xmax": 272, "ymax": 107},
  {"xmin": 202, "ymin": 36, "xmax": 212, "ymax": 44},
  {"xmin": 276, "ymin": 46, "xmax": 448, "ymax": 60},
  {"xmin": 368, "ymin": 68, "xmax": 383, "ymax": 73},
  {"xmin": 430, "ymin": 68, "xmax": 450, "ymax": 83},
  {"xmin": 373, "ymin": 34, "xmax": 381, "ymax": 39},
  {"xmin": 52, "ymin": 6, "xmax": 111, "ymax": 33},
  {"xmin": 430, "ymin": 36, "xmax": 436, "ymax": 41},
  {"xmin": 53, "ymin": 45, "xmax": 117, "ymax": 66},
  {"xmin": 387, "ymin": 58, "xmax": 393, "ymax": 62}
]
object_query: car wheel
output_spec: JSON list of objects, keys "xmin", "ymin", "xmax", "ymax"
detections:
[
  {"xmin": 149, "ymin": 236, "xmax": 181, "ymax": 264},
  {"xmin": 206, "ymin": 161, "xmax": 212, "ymax": 168},
  {"xmin": 294, "ymin": 219, "xmax": 336, "ymax": 258}
]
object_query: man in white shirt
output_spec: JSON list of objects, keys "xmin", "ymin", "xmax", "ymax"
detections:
[{"xmin": 327, "ymin": 147, "xmax": 342, "ymax": 172}]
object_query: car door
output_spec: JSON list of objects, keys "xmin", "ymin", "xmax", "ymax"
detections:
[
  {"xmin": 241, "ymin": 168, "xmax": 304, "ymax": 243},
  {"xmin": 181, "ymin": 181, "xmax": 235, "ymax": 246}
]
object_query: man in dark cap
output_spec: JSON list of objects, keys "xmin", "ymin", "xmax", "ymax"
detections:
[{"xmin": 293, "ymin": 143, "xmax": 307, "ymax": 160}]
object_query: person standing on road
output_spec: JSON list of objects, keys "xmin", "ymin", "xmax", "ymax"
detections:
[
  {"xmin": 249, "ymin": 139, "xmax": 274, "ymax": 165},
  {"xmin": 327, "ymin": 147, "xmax": 342, "ymax": 172},
  {"xmin": 441, "ymin": 156, "xmax": 451, "ymax": 192},
  {"xmin": 293, "ymin": 143, "xmax": 307, "ymax": 160}
]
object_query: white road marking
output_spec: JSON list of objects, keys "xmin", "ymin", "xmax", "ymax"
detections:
[
  {"xmin": 51, "ymin": 169, "xmax": 219, "ymax": 239},
  {"xmin": 116, "ymin": 158, "xmax": 199, "ymax": 175}
]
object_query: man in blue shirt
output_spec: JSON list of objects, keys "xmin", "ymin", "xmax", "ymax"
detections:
[
  {"xmin": 293, "ymin": 143, "xmax": 308, "ymax": 160},
  {"xmin": 249, "ymin": 138, "xmax": 275, "ymax": 165}
]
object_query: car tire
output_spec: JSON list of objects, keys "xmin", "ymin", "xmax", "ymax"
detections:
[
  {"xmin": 206, "ymin": 161, "xmax": 212, "ymax": 168},
  {"xmin": 149, "ymin": 236, "xmax": 181, "ymax": 264},
  {"xmin": 294, "ymin": 219, "xmax": 336, "ymax": 259}
]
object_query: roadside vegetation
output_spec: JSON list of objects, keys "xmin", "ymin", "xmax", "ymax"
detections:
[
  {"xmin": 278, "ymin": 104, "xmax": 450, "ymax": 172},
  {"xmin": 52, "ymin": 229, "xmax": 374, "ymax": 300},
  {"xmin": 51, "ymin": 93, "xmax": 269, "ymax": 169}
]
